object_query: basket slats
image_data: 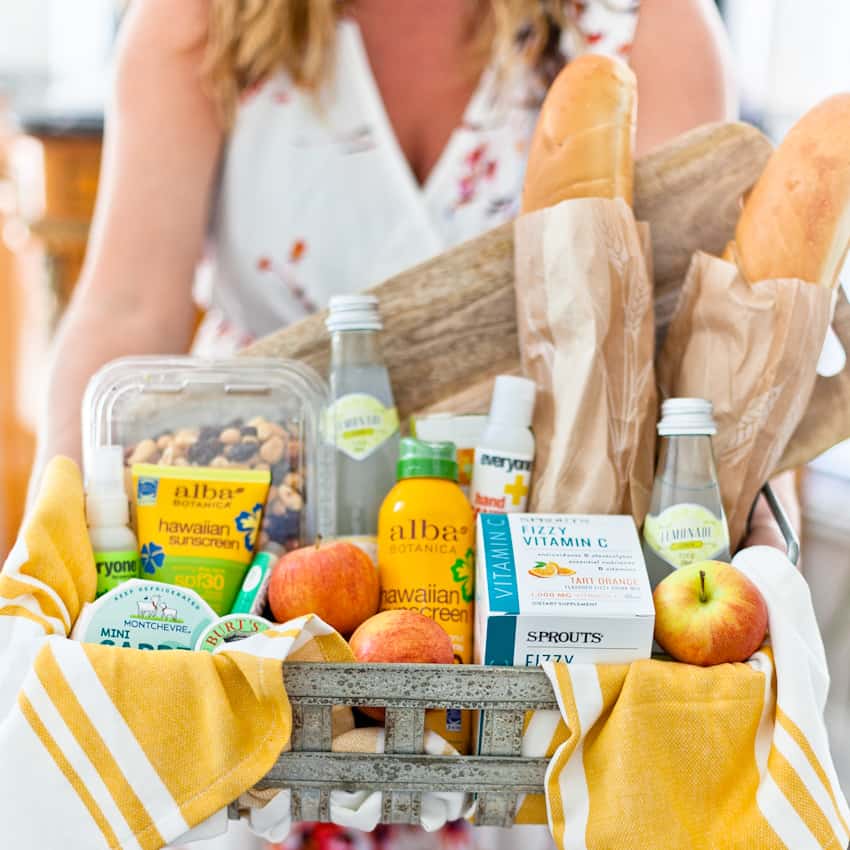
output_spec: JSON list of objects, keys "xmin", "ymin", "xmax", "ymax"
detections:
[
  {"xmin": 258, "ymin": 751, "xmax": 550, "ymax": 793},
  {"xmin": 291, "ymin": 703, "xmax": 333, "ymax": 752},
  {"xmin": 281, "ymin": 663, "xmax": 559, "ymax": 709},
  {"xmin": 476, "ymin": 709, "xmax": 527, "ymax": 827},
  {"xmin": 254, "ymin": 665, "xmax": 558, "ymax": 827},
  {"xmin": 385, "ymin": 706, "xmax": 426, "ymax": 754},
  {"xmin": 384, "ymin": 705, "xmax": 427, "ymax": 822},
  {"xmin": 291, "ymin": 787, "xmax": 331, "ymax": 823}
]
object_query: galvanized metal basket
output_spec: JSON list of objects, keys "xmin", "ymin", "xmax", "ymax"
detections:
[{"xmin": 237, "ymin": 485, "xmax": 797, "ymax": 828}]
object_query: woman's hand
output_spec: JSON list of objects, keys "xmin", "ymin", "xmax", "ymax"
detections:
[{"xmin": 742, "ymin": 470, "xmax": 801, "ymax": 560}]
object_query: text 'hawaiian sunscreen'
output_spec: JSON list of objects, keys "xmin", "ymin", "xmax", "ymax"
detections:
[{"xmin": 132, "ymin": 463, "xmax": 271, "ymax": 614}]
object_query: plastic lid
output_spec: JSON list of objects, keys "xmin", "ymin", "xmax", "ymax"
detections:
[
  {"xmin": 488, "ymin": 375, "xmax": 537, "ymax": 430},
  {"xmin": 326, "ymin": 295, "xmax": 382, "ymax": 333},
  {"xmin": 86, "ymin": 445, "xmax": 129, "ymax": 527},
  {"xmin": 412, "ymin": 414, "xmax": 488, "ymax": 447},
  {"xmin": 397, "ymin": 437, "xmax": 458, "ymax": 481},
  {"xmin": 657, "ymin": 398, "xmax": 717, "ymax": 436},
  {"xmin": 82, "ymin": 356, "xmax": 333, "ymax": 547}
]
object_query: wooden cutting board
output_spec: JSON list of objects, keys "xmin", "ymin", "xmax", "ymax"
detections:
[
  {"xmin": 245, "ymin": 122, "xmax": 772, "ymax": 420},
  {"xmin": 778, "ymin": 289, "xmax": 850, "ymax": 473}
]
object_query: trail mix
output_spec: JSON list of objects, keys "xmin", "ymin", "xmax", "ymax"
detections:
[{"xmin": 125, "ymin": 415, "xmax": 305, "ymax": 551}]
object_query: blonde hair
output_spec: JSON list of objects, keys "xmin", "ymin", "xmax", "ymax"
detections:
[{"xmin": 204, "ymin": 1, "xmax": 574, "ymax": 125}]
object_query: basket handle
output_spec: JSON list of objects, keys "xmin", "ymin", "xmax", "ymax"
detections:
[{"xmin": 760, "ymin": 482, "xmax": 799, "ymax": 566}]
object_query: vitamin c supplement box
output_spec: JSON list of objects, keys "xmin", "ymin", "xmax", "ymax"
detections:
[{"xmin": 474, "ymin": 513, "xmax": 654, "ymax": 666}]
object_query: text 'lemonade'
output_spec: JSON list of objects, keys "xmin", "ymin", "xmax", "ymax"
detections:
[{"xmin": 378, "ymin": 438, "xmax": 475, "ymax": 752}]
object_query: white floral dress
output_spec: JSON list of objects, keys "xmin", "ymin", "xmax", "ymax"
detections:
[
  {"xmin": 194, "ymin": 1, "xmax": 640, "ymax": 357},
  {"xmin": 194, "ymin": 3, "xmax": 639, "ymax": 849}
]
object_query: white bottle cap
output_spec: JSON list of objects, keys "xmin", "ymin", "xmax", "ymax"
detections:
[
  {"xmin": 326, "ymin": 295, "xmax": 382, "ymax": 333},
  {"xmin": 86, "ymin": 445, "xmax": 130, "ymax": 528},
  {"xmin": 657, "ymin": 398, "xmax": 717, "ymax": 436},
  {"xmin": 488, "ymin": 375, "xmax": 537, "ymax": 430}
]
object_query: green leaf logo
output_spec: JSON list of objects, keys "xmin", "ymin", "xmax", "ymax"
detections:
[{"xmin": 450, "ymin": 548, "xmax": 475, "ymax": 603}]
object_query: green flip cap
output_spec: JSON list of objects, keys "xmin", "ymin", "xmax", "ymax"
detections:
[{"xmin": 396, "ymin": 437, "xmax": 458, "ymax": 482}]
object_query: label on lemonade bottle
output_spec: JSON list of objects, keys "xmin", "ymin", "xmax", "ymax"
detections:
[
  {"xmin": 95, "ymin": 550, "xmax": 140, "ymax": 597},
  {"xmin": 326, "ymin": 393, "xmax": 399, "ymax": 461},
  {"xmin": 642, "ymin": 502, "xmax": 729, "ymax": 569}
]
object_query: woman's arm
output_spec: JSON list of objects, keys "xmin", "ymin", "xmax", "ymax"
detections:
[
  {"xmin": 28, "ymin": 0, "xmax": 223, "ymax": 498},
  {"xmin": 630, "ymin": 0, "xmax": 738, "ymax": 155}
]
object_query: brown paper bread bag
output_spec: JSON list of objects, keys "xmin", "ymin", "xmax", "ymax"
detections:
[
  {"xmin": 661, "ymin": 94, "xmax": 850, "ymax": 548},
  {"xmin": 515, "ymin": 197, "xmax": 656, "ymax": 523},
  {"xmin": 657, "ymin": 252, "xmax": 833, "ymax": 549}
]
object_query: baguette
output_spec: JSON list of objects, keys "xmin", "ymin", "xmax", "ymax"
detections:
[
  {"xmin": 730, "ymin": 94, "xmax": 850, "ymax": 288},
  {"xmin": 521, "ymin": 53, "xmax": 637, "ymax": 213}
]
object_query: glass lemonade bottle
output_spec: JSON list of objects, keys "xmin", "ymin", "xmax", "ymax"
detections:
[
  {"xmin": 326, "ymin": 295, "xmax": 400, "ymax": 538},
  {"xmin": 642, "ymin": 398, "xmax": 730, "ymax": 589}
]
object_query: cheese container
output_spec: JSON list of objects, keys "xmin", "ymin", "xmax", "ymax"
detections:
[{"xmin": 71, "ymin": 580, "xmax": 217, "ymax": 651}]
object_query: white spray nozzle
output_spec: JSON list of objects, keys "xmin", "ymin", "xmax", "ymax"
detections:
[
  {"xmin": 88, "ymin": 445, "xmax": 126, "ymax": 489},
  {"xmin": 86, "ymin": 445, "xmax": 130, "ymax": 529},
  {"xmin": 488, "ymin": 375, "xmax": 537, "ymax": 430}
]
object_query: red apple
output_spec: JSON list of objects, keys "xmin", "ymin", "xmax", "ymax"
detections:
[
  {"xmin": 268, "ymin": 540, "xmax": 379, "ymax": 636},
  {"xmin": 653, "ymin": 560, "xmax": 768, "ymax": 666},
  {"xmin": 350, "ymin": 610, "xmax": 455, "ymax": 664},
  {"xmin": 349, "ymin": 610, "xmax": 455, "ymax": 720}
]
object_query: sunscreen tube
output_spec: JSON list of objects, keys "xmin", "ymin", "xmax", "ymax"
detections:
[{"xmin": 132, "ymin": 464, "xmax": 271, "ymax": 615}]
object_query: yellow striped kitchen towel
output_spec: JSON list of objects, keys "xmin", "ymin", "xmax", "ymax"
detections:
[
  {"xmin": 0, "ymin": 457, "xmax": 354, "ymax": 850},
  {"xmin": 514, "ymin": 545, "xmax": 850, "ymax": 849}
]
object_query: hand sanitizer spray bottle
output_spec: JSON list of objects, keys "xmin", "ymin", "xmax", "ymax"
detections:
[
  {"xmin": 86, "ymin": 446, "xmax": 140, "ymax": 597},
  {"xmin": 470, "ymin": 375, "xmax": 537, "ymax": 515}
]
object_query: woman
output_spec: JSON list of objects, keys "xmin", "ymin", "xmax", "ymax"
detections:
[
  {"xmin": 32, "ymin": 1, "xmax": 786, "ymax": 848},
  {"xmin": 33, "ymin": 0, "xmax": 736, "ymax": 479}
]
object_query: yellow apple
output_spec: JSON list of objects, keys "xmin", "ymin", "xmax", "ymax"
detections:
[{"xmin": 653, "ymin": 560, "xmax": 768, "ymax": 666}]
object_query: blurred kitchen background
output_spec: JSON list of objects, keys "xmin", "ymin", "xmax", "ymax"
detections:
[{"xmin": 0, "ymin": 0, "xmax": 848, "ymax": 792}]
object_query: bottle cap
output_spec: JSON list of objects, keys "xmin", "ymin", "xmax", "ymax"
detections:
[
  {"xmin": 411, "ymin": 414, "xmax": 488, "ymax": 447},
  {"xmin": 86, "ymin": 445, "xmax": 130, "ymax": 528},
  {"xmin": 657, "ymin": 398, "xmax": 717, "ymax": 436},
  {"xmin": 487, "ymin": 375, "xmax": 537, "ymax": 430},
  {"xmin": 396, "ymin": 437, "xmax": 458, "ymax": 481},
  {"xmin": 326, "ymin": 295, "xmax": 382, "ymax": 333}
]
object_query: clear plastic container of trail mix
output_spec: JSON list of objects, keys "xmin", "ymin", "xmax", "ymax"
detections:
[{"xmin": 83, "ymin": 357, "xmax": 334, "ymax": 553}]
